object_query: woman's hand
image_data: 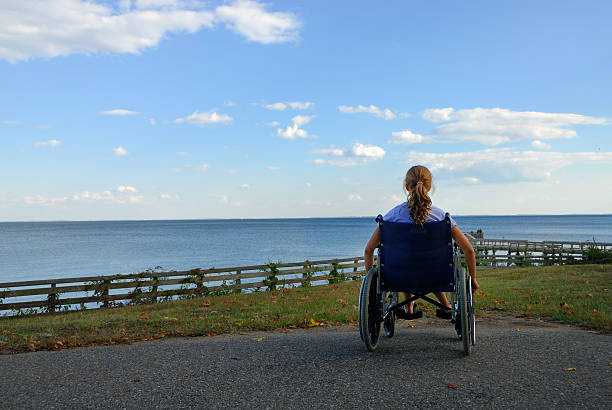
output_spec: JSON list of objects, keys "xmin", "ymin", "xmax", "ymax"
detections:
[{"xmin": 471, "ymin": 278, "xmax": 480, "ymax": 295}]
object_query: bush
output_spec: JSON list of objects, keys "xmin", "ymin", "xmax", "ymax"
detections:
[{"xmin": 585, "ymin": 245, "xmax": 612, "ymax": 264}]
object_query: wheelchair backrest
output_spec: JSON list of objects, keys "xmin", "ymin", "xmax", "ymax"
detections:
[{"xmin": 377, "ymin": 214, "xmax": 455, "ymax": 293}]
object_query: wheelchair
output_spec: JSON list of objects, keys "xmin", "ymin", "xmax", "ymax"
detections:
[{"xmin": 359, "ymin": 214, "xmax": 476, "ymax": 355}]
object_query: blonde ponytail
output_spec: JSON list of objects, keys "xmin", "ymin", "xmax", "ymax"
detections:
[{"xmin": 405, "ymin": 165, "xmax": 432, "ymax": 225}]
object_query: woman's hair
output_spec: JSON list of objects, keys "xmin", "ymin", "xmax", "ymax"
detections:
[{"xmin": 404, "ymin": 165, "xmax": 432, "ymax": 225}]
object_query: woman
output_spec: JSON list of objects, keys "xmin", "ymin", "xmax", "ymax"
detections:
[{"xmin": 364, "ymin": 165, "xmax": 479, "ymax": 319}]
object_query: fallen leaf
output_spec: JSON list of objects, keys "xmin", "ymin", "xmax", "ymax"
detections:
[
  {"xmin": 307, "ymin": 318, "xmax": 322, "ymax": 327},
  {"xmin": 298, "ymin": 296, "xmax": 309, "ymax": 301},
  {"xmin": 235, "ymin": 321, "xmax": 243, "ymax": 326},
  {"xmin": 406, "ymin": 323, "xmax": 416, "ymax": 328},
  {"xmin": 517, "ymin": 328, "xmax": 523, "ymax": 332},
  {"xmin": 447, "ymin": 383, "xmax": 458, "ymax": 390},
  {"xmin": 254, "ymin": 337, "xmax": 264, "ymax": 341},
  {"xmin": 139, "ymin": 312, "xmax": 148, "ymax": 318},
  {"xmin": 566, "ymin": 368, "xmax": 576, "ymax": 371}
]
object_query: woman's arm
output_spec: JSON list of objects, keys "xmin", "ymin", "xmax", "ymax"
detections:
[
  {"xmin": 364, "ymin": 226, "xmax": 380, "ymax": 272},
  {"xmin": 451, "ymin": 225, "xmax": 479, "ymax": 294}
]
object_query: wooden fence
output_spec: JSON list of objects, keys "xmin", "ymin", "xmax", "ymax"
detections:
[
  {"xmin": 0, "ymin": 257, "xmax": 367, "ymax": 313},
  {"xmin": 1, "ymin": 237, "xmax": 610, "ymax": 315},
  {"xmin": 469, "ymin": 237, "xmax": 612, "ymax": 267}
]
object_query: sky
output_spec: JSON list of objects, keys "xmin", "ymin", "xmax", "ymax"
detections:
[{"xmin": 1, "ymin": 0, "xmax": 611, "ymax": 221}]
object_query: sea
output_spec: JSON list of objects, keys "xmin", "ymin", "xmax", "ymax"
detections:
[{"xmin": 1, "ymin": 215, "xmax": 611, "ymax": 284}]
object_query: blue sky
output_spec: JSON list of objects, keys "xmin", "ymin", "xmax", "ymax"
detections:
[{"xmin": 1, "ymin": 0, "xmax": 611, "ymax": 221}]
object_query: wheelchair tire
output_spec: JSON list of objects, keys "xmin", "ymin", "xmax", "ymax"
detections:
[
  {"xmin": 458, "ymin": 268, "xmax": 471, "ymax": 356},
  {"xmin": 359, "ymin": 268, "xmax": 382, "ymax": 351},
  {"xmin": 467, "ymin": 277, "xmax": 476, "ymax": 346},
  {"xmin": 384, "ymin": 308, "xmax": 395, "ymax": 338}
]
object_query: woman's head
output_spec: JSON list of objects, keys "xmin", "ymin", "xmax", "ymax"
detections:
[{"xmin": 404, "ymin": 165, "xmax": 432, "ymax": 225}]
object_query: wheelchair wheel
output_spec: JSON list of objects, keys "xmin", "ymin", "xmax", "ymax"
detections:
[
  {"xmin": 458, "ymin": 268, "xmax": 471, "ymax": 356},
  {"xmin": 467, "ymin": 277, "xmax": 476, "ymax": 346},
  {"xmin": 359, "ymin": 268, "xmax": 382, "ymax": 351},
  {"xmin": 384, "ymin": 309, "xmax": 395, "ymax": 338}
]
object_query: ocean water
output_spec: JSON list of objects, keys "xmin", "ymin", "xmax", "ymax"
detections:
[{"xmin": 1, "ymin": 215, "xmax": 611, "ymax": 284}]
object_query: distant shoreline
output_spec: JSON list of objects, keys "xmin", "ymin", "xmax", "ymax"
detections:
[{"xmin": 3, "ymin": 213, "xmax": 612, "ymax": 224}]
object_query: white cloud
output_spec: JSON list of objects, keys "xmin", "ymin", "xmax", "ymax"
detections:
[
  {"xmin": 24, "ymin": 195, "xmax": 68, "ymax": 206},
  {"xmin": 174, "ymin": 110, "xmax": 232, "ymax": 126},
  {"xmin": 100, "ymin": 109, "xmax": 139, "ymax": 116},
  {"xmin": 531, "ymin": 140, "xmax": 551, "ymax": 150},
  {"xmin": 313, "ymin": 142, "xmax": 385, "ymax": 167},
  {"xmin": 351, "ymin": 143, "xmax": 385, "ymax": 159},
  {"xmin": 338, "ymin": 104, "xmax": 397, "ymax": 120},
  {"xmin": 113, "ymin": 146, "xmax": 128, "ymax": 156},
  {"xmin": 267, "ymin": 121, "xmax": 280, "ymax": 127},
  {"xmin": 117, "ymin": 185, "xmax": 137, "ymax": 193},
  {"xmin": 69, "ymin": 188, "xmax": 144, "ymax": 204},
  {"xmin": 389, "ymin": 194, "xmax": 402, "ymax": 202},
  {"xmin": 276, "ymin": 115, "xmax": 315, "ymax": 139},
  {"xmin": 216, "ymin": 194, "xmax": 245, "ymax": 207},
  {"xmin": 286, "ymin": 101, "xmax": 314, "ymax": 110},
  {"xmin": 0, "ymin": 0, "xmax": 300, "ymax": 62},
  {"xmin": 389, "ymin": 130, "xmax": 430, "ymax": 144},
  {"xmin": 422, "ymin": 107, "xmax": 608, "ymax": 146},
  {"xmin": 405, "ymin": 148, "xmax": 612, "ymax": 183},
  {"xmin": 185, "ymin": 164, "xmax": 210, "ymax": 172},
  {"xmin": 265, "ymin": 102, "xmax": 287, "ymax": 110},
  {"xmin": 422, "ymin": 108, "xmax": 454, "ymax": 122},
  {"xmin": 267, "ymin": 166, "xmax": 280, "ymax": 170},
  {"xmin": 34, "ymin": 139, "xmax": 61, "ymax": 148},
  {"xmin": 312, "ymin": 147, "xmax": 344, "ymax": 156},
  {"xmin": 463, "ymin": 177, "xmax": 480, "ymax": 184},
  {"xmin": 305, "ymin": 182, "xmax": 311, "ymax": 188},
  {"xmin": 347, "ymin": 194, "xmax": 362, "ymax": 201},
  {"xmin": 215, "ymin": 0, "xmax": 300, "ymax": 44},
  {"xmin": 224, "ymin": 101, "xmax": 236, "ymax": 107},
  {"xmin": 265, "ymin": 101, "xmax": 314, "ymax": 110},
  {"xmin": 0, "ymin": 0, "xmax": 215, "ymax": 62},
  {"xmin": 227, "ymin": 168, "xmax": 239, "ymax": 174},
  {"xmin": 177, "ymin": 151, "xmax": 189, "ymax": 156},
  {"xmin": 240, "ymin": 183, "xmax": 250, "ymax": 190},
  {"xmin": 160, "ymin": 193, "xmax": 180, "ymax": 200},
  {"xmin": 149, "ymin": 118, "xmax": 156, "ymax": 125}
]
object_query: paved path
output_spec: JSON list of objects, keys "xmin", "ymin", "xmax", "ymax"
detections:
[{"xmin": 1, "ymin": 316, "xmax": 610, "ymax": 409}]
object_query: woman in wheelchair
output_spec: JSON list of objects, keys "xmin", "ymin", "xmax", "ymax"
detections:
[{"xmin": 364, "ymin": 165, "xmax": 479, "ymax": 320}]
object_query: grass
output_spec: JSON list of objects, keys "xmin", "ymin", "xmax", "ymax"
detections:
[{"xmin": 0, "ymin": 264, "xmax": 609, "ymax": 354}]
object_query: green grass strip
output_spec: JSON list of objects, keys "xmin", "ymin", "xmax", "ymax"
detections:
[{"xmin": 0, "ymin": 264, "xmax": 609, "ymax": 354}]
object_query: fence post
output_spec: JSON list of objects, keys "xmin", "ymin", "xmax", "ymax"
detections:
[
  {"xmin": 234, "ymin": 269, "xmax": 241, "ymax": 293},
  {"xmin": 50, "ymin": 283, "xmax": 57, "ymax": 312},
  {"xmin": 102, "ymin": 280, "xmax": 109, "ymax": 308}
]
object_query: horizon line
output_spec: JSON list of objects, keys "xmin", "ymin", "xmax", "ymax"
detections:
[{"xmin": 2, "ymin": 213, "xmax": 612, "ymax": 223}]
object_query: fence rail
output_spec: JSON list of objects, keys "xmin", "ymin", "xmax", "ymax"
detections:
[
  {"xmin": 1, "ymin": 237, "xmax": 610, "ymax": 314},
  {"xmin": 0, "ymin": 257, "xmax": 367, "ymax": 313},
  {"xmin": 469, "ymin": 237, "xmax": 612, "ymax": 268}
]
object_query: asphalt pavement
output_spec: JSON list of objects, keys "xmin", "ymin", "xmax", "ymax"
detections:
[{"xmin": 0, "ymin": 316, "xmax": 610, "ymax": 409}]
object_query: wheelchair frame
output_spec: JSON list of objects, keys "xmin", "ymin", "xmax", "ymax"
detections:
[{"xmin": 358, "ymin": 215, "xmax": 476, "ymax": 355}]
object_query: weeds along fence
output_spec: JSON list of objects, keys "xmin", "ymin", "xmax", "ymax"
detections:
[
  {"xmin": 470, "ymin": 238, "xmax": 612, "ymax": 267},
  {"xmin": 0, "ymin": 257, "xmax": 367, "ymax": 314},
  {"xmin": 2, "ymin": 238, "xmax": 610, "ymax": 315}
]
